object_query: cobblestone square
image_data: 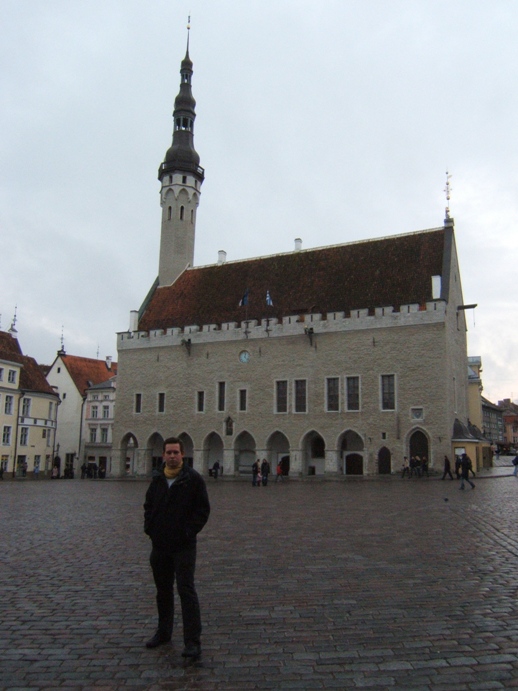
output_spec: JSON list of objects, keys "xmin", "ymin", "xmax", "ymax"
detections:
[{"xmin": 2, "ymin": 471, "xmax": 518, "ymax": 689}]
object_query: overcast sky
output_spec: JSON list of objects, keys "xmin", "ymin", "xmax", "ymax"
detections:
[{"xmin": 1, "ymin": 0, "xmax": 517, "ymax": 403}]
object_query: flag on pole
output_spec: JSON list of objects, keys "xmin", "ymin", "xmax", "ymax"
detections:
[
  {"xmin": 266, "ymin": 290, "xmax": 273, "ymax": 306},
  {"xmin": 239, "ymin": 289, "xmax": 249, "ymax": 306}
]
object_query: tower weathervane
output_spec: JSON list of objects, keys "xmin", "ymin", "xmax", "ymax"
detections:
[{"xmin": 444, "ymin": 170, "xmax": 452, "ymax": 219}]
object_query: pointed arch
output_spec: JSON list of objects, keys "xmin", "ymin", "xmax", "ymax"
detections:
[
  {"xmin": 178, "ymin": 432, "xmax": 194, "ymax": 468},
  {"xmin": 203, "ymin": 431, "xmax": 224, "ymax": 474},
  {"xmin": 378, "ymin": 446, "xmax": 392, "ymax": 474},
  {"xmin": 301, "ymin": 430, "xmax": 326, "ymax": 476},
  {"xmin": 146, "ymin": 432, "xmax": 164, "ymax": 475},
  {"xmin": 338, "ymin": 429, "xmax": 365, "ymax": 475},
  {"xmin": 120, "ymin": 432, "xmax": 139, "ymax": 476},
  {"xmin": 235, "ymin": 430, "xmax": 257, "ymax": 476},
  {"xmin": 266, "ymin": 431, "xmax": 290, "ymax": 476}
]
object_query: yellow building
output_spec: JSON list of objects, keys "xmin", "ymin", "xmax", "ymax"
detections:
[{"xmin": 0, "ymin": 330, "xmax": 59, "ymax": 478}]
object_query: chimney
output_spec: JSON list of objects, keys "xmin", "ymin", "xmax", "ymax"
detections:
[
  {"xmin": 129, "ymin": 310, "xmax": 138, "ymax": 332},
  {"xmin": 218, "ymin": 250, "xmax": 227, "ymax": 265},
  {"xmin": 106, "ymin": 356, "xmax": 112, "ymax": 370},
  {"xmin": 294, "ymin": 238, "xmax": 302, "ymax": 252}
]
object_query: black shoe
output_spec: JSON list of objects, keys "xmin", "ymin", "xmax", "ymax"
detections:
[
  {"xmin": 146, "ymin": 631, "xmax": 171, "ymax": 648},
  {"xmin": 182, "ymin": 643, "xmax": 201, "ymax": 658}
]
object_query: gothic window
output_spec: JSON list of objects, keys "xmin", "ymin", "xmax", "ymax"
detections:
[
  {"xmin": 381, "ymin": 375, "xmax": 396, "ymax": 411},
  {"xmin": 326, "ymin": 378, "xmax": 339, "ymax": 412},
  {"xmin": 346, "ymin": 376, "xmax": 360, "ymax": 411},
  {"xmin": 168, "ymin": 206, "xmax": 172, "ymax": 220},
  {"xmin": 294, "ymin": 380, "xmax": 307, "ymax": 413},
  {"xmin": 217, "ymin": 382, "xmax": 226, "ymax": 412},
  {"xmin": 180, "ymin": 206, "xmax": 185, "ymax": 220},
  {"xmin": 275, "ymin": 380, "xmax": 288, "ymax": 413},
  {"xmin": 158, "ymin": 393, "xmax": 165, "ymax": 413}
]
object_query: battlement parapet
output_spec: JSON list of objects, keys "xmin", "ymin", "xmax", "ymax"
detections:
[{"xmin": 117, "ymin": 301, "xmax": 446, "ymax": 351}]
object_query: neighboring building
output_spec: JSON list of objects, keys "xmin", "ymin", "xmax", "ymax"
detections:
[
  {"xmin": 498, "ymin": 398, "xmax": 518, "ymax": 451},
  {"xmin": 0, "ymin": 329, "xmax": 59, "ymax": 477},
  {"xmin": 112, "ymin": 41, "xmax": 477, "ymax": 478},
  {"xmin": 466, "ymin": 356, "xmax": 492, "ymax": 468},
  {"xmin": 481, "ymin": 396, "xmax": 505, "ymax": 449},
  {"xmin": 45, "ymin": 350, "xmax": 117, "ymax": 477},
  {"xmin": 81, "ymin": 376, "xmax": 117, "ymax": 476}
]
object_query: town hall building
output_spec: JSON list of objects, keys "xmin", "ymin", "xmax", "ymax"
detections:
[{"xmin": 112, "ymin": 39, "xmax": 475, "ymax": 478}]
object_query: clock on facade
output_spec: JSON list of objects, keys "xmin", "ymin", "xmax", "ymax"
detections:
[{"xmin": 239, "ymin": 350, "xmax": 250, "ymax": 363}]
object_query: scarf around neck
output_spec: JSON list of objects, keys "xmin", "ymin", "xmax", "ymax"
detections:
[{"xmin": 164, "ymin": 462, "xmax": 183, "ymax": 480}]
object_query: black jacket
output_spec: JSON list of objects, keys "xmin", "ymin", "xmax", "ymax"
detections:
[{"xmin": 144, "ymin": 464, "xmax": 210, "ymax": 552}]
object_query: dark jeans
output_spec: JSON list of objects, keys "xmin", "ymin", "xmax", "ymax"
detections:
[{"xmin": 150, "ymin": 546, "xmax": 201, "ymax": 645}]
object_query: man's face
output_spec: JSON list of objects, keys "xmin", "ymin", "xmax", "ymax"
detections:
[{"xmin": 163, "ymin": 443, "xmax": 184, "ymax": 469}]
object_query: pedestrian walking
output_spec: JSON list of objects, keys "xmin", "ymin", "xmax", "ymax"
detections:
[
  {"xmin": 513, "ymin": 455, "xmax": 518, "ymax": 477},
  {"xmin": 261, "ymin": 459, "xmax": 270, "ymax": 486},
  {"xmin": 212, "ymin": 460, "xmax": 220, "ymax": 480},
  {"xmin": 421, "ymin": 456, "xmax": 429, "ymax": 477},
  {"xmin": 275, "ymin": 461, "xmax": 284, "ymax": 482},
  {"xmin": 252, "ymin": 459, "xmax": 261, "ymax": 486},
  {"xmin": 441, "ymin": 455, "xmax": 454, "ymax": 480},
  {"xmin": 454, "ymin": 455, "xmax": 462, "ymax": 479},
  {"xmin": 459, "ymin": 453, "xmax": 475, "ymax": 490},
  {"xmin": 401, "ymin": 456, "xmax": 409, "ymax": 478},
  {"xmin": 143, "ymin": 436, "xmax": 210, "ymax": 658}
]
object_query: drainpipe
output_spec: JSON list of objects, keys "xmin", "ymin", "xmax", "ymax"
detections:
[
  {"xmin": 12, "ymin": 391, "xmax": 25, "ymax": 478},
  {"xmin": 76, "ymin": 395, "xmax": 86, "ymax": 479}
]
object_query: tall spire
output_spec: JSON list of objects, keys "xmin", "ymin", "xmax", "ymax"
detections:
[
  {"xmin": 158, "ymin": 19, "xmax": 204, "ymax": 183},
  {"xmin": 157, "ymin": 23, "xmax": 205, "ymax": 286}
]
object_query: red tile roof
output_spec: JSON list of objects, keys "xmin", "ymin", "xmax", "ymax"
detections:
[
  {"xmin": 0, "ymin": 331, "xmax": 58, "ymax": 396},
  {"xmin": 60, "ymin": 355, "xmax": 118, "ymax": 395},
  {"xmin": 139, "ymin": 228, "xmax": 446, "ymax": 331}
]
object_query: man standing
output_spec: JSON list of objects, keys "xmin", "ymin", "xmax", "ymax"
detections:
[{"xmin": 144, "ymin": 437, "xmax": 210, "ymax": 658}]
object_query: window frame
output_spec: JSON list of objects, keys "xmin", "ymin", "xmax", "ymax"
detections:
[
  {"xmin": 325, "ymin": 377, "xmax": 340, "ymax": 412},
  {"xmin": 217, "ymin": 382, "xmax": 226, "ymax": 412},
  {"xmin": 380, "ymin": 374, "xmax": 396, "ymax": 411},
  {"xmin": 294, "ymin": 379, "xmax": 307, "ymax": 414},
  {"xmin": 158, "ymin": 392, "xmax": 165, "ymax": 414},
  {"xmin": 345, "ymin": 375, "xmax": 361, "ymax": 412},
  {"xmin": 275, "ymin": 380, "xmax": 288, "ymax": 414}
]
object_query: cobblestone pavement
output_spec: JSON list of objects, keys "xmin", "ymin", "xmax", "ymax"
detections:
[{"xmin": 2, "ymin": 470, "xmax": 518, "ymax": 690}]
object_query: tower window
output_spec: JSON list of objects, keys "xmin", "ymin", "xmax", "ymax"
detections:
[
  {"xmin": 167, "ymin": 206, "xmax": 172, "ymax": 220},
  {"xmin": 182, "ymin": 175, "xmax": 187, "ymax": 184},
  {"xmin": 190, "ymin": 209, "xmax": 194, "ymax": 223},
  {"xmin": 180, "ymin": 206, "xmax": 185, "ymax": 220},
  {"xmin": 168, "ymin": 175, "xmax": 172, "ymax": 184}
]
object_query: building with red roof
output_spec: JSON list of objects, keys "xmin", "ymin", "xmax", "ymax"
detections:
[
  {"xmin": 111, "ymin": 44, "xmax": 477, "ymax": 478},
  {"xmin": 0, "ymin": 329, "xmax": 59, "ymax": 477},
  {"xmin": 45, "ymin": 349, "xmax": 117, "ymax": 477}
]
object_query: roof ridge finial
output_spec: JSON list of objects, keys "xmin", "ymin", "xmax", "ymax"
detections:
[
  {"xmin": 444, "ymin": 170, "xmax": 452, "ymax": 219},
  {"xmin": 59, "ymin": 324, "xmax": 66, "ymax": 355},
  {"xmin": 186, "ymin": 14, "xmax": 191, "ymax": 54},
  {"xmin": 9, "ymin": 305, "xmax": 18, "ymax": 335}
]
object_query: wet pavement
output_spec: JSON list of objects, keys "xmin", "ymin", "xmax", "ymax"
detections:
[{"xmin": 2, "ymin": 463, "xmax": 518, "ymax": 690}]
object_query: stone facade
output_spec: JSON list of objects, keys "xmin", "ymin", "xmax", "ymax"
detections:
[{"xmin": 111, "ymin": 45, "xmax": 473, "ymax": 479}]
